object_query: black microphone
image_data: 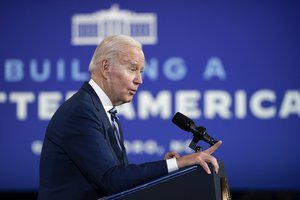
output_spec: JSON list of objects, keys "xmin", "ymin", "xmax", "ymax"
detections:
[{"xmin": 172, "ymin": 112, "xmax": 217, "ymax": 146}]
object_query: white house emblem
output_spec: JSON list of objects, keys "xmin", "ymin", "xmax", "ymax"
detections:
[{"xmin": 71, "ymin": 4, "xmax": 157, "ymax": 45}]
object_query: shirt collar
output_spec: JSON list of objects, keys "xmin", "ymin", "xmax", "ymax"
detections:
[{"xmin": 88, "ymin": 79, "xmax": 114, "ymax": 113}]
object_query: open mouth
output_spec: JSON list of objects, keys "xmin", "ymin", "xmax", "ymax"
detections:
[{"xmin": 129, "ymin": 89, "xmax": 137, "ymax": 95}]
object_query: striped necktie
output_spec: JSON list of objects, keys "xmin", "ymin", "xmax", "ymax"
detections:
[{"xmin": 109, "ymin": 107, "xmax": 122, "ymax": 151}]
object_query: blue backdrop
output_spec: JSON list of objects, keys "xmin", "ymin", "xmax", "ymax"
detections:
[{"xmin": 0, "ymin": 0, "xmax": 300, "ymax": 191}]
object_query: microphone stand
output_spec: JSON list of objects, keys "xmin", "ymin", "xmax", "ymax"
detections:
[
  {"xmin": 188, "ymin": 135, "xmax": 202, "ymax": 153},
  {"xmin": 188, "ymin": 126, "xmax": 208, "ymax": 152}
]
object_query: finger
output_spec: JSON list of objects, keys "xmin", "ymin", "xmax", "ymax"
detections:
[
  {"xmin": 199, "ymin": 160, "xmax": 211, "ymax": 174},
  {"xmin": 172, "ymin": 152, "xmax": 181, "ymax": 159},
  {"xmin": 204, "ymin": 140, "xmax": 222, "ymax": 155},
  {"xmin": 199, "ymin": 153, "xmax": 219, "ymax": 174},
  {"xmin": 206, "ymin": 156, "xmax": 219, "ymax": 174},
  {"xmin": 164, "ymin": 151, "xmax": 181, "ymax": 159}
]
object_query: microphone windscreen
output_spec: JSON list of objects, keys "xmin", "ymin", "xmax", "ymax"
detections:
[{"xmin": 172, "ymin": 112, "xmax": 193, "ymax": 131}]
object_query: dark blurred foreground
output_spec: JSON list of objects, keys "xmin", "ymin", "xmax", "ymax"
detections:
[{"xmin": 0, "ymin": 191, "xmax": 300, "ymax": 200}]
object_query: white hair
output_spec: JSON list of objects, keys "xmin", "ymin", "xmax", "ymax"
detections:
[{"xmin": 88, "ymin": 35, "xmax": 142, "ymax": 73}]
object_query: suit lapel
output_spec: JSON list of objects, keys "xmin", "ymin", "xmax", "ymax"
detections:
[{"xmin": 80, "ymin": 82, "xmax": 126, "ymax": 164}]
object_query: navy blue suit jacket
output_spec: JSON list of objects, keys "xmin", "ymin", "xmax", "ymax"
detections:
[{"xmin": 38, "ymin": 82, "xmax": 168, "ymax": 200}]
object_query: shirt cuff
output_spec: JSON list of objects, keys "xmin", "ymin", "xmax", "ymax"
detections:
[{"xmin": 166, "ymin": 157, "xmax": 179, "ymax": 173}]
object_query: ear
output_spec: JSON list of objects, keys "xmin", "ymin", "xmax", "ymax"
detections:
[{"xmin": 99, "ymin": 59, "xmax": 110, "ymax": 80}]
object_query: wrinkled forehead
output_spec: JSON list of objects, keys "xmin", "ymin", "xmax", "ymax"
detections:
[{"xmin": 118, "ymin": 45, "xmax": 145, "ymax": 65}]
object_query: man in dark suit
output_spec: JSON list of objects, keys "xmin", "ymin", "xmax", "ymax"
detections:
[{"xmin": 38, "ymin": 35, "xmax": 222, "ymax": 200}]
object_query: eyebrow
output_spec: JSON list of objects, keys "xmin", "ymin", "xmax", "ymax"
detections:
[
  {"xmin": 122, "ymin": 58, "xmax": 144, "ymax": 70},
  {"xmin": 129, "ymin": 62, "xmax": 138, "ymax": 67}
]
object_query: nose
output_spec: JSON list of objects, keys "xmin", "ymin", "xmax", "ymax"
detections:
[{"xmin": 134, "ymin": 72, "xmax": 143, "ymax": 85}]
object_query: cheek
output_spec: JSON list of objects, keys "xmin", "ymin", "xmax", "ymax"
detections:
[
  {"xmin": 113, "ymin": 77, "xmax": 129, "ymax": 92},
  {"xmin": 111, "ymin": 71, "xmax": 134, "ymax": 89},
  {"xmin": 117, "ymin": 74, "xmax": 133, "ymax": 85}
]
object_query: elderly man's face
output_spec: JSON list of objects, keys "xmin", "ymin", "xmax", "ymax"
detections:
[{"xmin": 107, "ymin": 46, "xmax": 145, "ymax": 106}]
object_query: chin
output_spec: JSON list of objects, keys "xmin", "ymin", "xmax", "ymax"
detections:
[
  {"xmin": 126, "ymin": 96, "xmax": 133, "ymax": 103},
  {"xmin": 118, "ymin": 98, "xmax": 132, "ymax": 105}
]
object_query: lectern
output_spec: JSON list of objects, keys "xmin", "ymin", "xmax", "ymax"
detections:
[{"xmin": 100, "ymin": 161, "xmax": 230, "ymax": 200}]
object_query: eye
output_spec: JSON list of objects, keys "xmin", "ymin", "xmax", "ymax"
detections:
[{"xmin": 129, "ymin": 64, "xmax": 137, "ymax": 72}]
